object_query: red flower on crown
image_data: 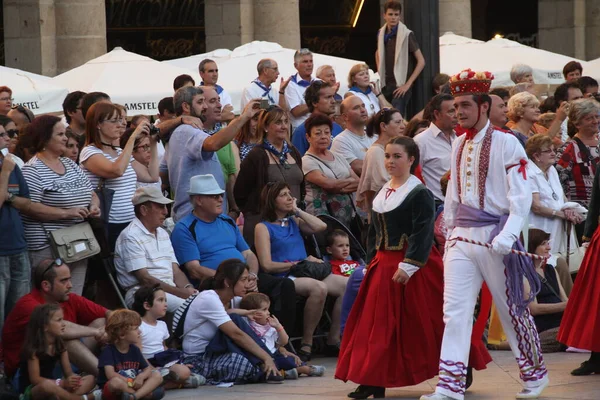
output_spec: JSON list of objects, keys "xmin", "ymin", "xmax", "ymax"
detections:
[{"xmin": 449, "ymin": 69, "xmax": 495, "ymax": 97}]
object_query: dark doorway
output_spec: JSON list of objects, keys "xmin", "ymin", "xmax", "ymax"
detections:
[{"xmin": 471, "ymin": 0, "xmax": 538, "ymax": 47}]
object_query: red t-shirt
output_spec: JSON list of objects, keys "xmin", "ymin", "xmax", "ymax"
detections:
[
  {"xmin": 1, "ymin": 289, "xmax": 107, "ymax": 377},
  {"xmin": 330, "ymin": 259, "xmax": 360, "ymax": 277}
]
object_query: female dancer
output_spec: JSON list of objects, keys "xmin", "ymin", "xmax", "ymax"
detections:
[{"xmin": 335, "ymin": 136, "xmax": 490, "ymax": 399}]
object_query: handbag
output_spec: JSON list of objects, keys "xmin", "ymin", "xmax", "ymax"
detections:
[
  {"xmin": 47, "ymin": 221, "xmax": 100, "ymax": 263},
  {"xmin": 289, "ymin": 259, "xmax": 332, "ymax": 280}
]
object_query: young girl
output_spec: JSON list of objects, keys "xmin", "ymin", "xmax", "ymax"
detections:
[
  {"xmin": 19, "ymin": 304, "xmax": 99, "ymax": 400},
  {"xmin": 98, "ymin": 309, "xmax": 164, "ymax": 400},
  {"xmin": 239, "ymin": 293, "xmax": 325, "ymax": 379},
  {"xmin": 132, "ymin": 285, "xmax": 204, "ymax": 389}
]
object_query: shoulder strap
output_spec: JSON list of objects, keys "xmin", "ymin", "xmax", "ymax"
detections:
[
  {"xmin": 573, "ymin": 137, "xmax": 594, "ymax": 165},
  {"xmin": 539, "ymin": 267, "xmax": 561, "ymax": 300},
  {"xmin": 305, "ymin": 153, "xmax": 339, "ymax": 179}
]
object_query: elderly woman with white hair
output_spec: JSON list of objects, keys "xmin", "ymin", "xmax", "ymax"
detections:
[
  {"xmin": 506, "ymin": 91, "xmax": 545, "ymax": 147},
  {"xmin": 345, "ymin": 63, "xmax": 391, "ymax": 117},
  {"xmin": 510, "ymin": 63, "xmax": 534, "ymax": 84}
]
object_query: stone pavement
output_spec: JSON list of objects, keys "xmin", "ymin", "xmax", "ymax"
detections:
[{"xmin": 163, "ymin": 351, "xmax": 600, "ymax": 400}]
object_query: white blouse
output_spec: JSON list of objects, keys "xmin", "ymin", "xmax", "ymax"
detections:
[{"xmin": 528, "ymin": 161, "xmax": 578, "ymax": 256}]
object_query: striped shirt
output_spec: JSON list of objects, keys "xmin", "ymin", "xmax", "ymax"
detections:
[
  {"xmin": 114, "ymin": 218, "xmax": 178, "ymax": 290},
  {"xmin": 79, "ymin": 146, "xmax": 137, "ymax": 224},
  {"xmin": 21, "ymin": 156, "xmax": 93, "ymax": 251}
]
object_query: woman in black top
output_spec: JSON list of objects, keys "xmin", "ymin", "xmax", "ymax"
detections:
[{"xmin": 524, "ymin": 228, "xmax": 568, "ymax": 353}]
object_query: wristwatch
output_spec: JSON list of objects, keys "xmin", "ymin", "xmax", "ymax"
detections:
[{"xmin": 6, "ymin": 192, "xmax": 15, "ymax": 203}]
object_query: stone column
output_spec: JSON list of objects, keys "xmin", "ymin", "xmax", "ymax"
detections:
[
  {"xmin": 54, "ymin": 0, "xmax": 107, "ymax": 74},
  {"xmin": 253, "ymin": 0, "xmax": 300, "ymax": 50},
  {"xmin": 439, "ymin": 0, "xmax": 472, "ymax": 37},
  {"xmin": 205, "ymin": 0, "xmax": 255, "ymax": 51},
  {"xmin": 538, "ymin": 0, "xmax": 585, "ymax": 59},
  {"xmin": 585, "ymin": 0, "xmax": 600, "ymax": 60},
  {"xmin": 4, "ymin": 0, "xmax": 57, "ymax": 76},
  {"xmin": 404, "ymin": 0, "xmax": 439, "ymax": 119}
]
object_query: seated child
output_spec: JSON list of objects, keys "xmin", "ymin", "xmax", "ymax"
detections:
[
  {"xmin": 326, "ymin": 230, "xmax": 361, "ymax": 277},
  {"xmin": 132, "ymin": 285, "xmax": 205, "ymax": 389},
  {"xmin": 98, "ymin": 309, "xmax": 164, "ymax": 400},
  {"xmin": 19, "ymin": 304, "xmax": 99, "ymax": 400},
  {"xmin": 239, "ymin": 293, "xmax": 325, "ymax": 379}
]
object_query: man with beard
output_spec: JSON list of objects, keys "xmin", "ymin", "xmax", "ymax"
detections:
[
  {"xmin": 2, "ymin": 259, "xmax": 110, "ymax": 378},
  {"xmin": 421, "ymin": 70, "xmax": 548, "ymax": 400},
  {"xmin": 160, "ymin": 86, "xmax": 259, "ymax": 221}
]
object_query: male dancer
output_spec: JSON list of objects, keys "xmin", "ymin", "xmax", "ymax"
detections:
[{"xmin": 421, "ymin": 70, "xmax": 549, "ymax": 400}]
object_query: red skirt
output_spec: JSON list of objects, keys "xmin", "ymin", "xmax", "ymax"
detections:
[
  {"xmin": 335, "ymin": 248, "xmax": 490, "ymax": 388},
  {"xmin": 558, "ymin": 227, "xmax": 600, "ymax": 351}
]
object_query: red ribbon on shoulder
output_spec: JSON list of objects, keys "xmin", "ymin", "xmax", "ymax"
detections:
[{"xmin": 507, "ymin": 158, "xmax": 528, "ymax": 180}]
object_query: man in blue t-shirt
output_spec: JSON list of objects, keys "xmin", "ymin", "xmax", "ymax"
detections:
[
  {"xmin": 170, "ymin": 174, "xmax": 297, "ymax": 332},
  {"xmin": 171, "ymin": 174, "xmax": 258, "ymax": 283},
  {"xmin": 0, "ymin": 149, "xmax": 31, "ymax": 332},
  {"xmin": 291, "ymin": 81, "xmax": 344, "ymax": 155}
]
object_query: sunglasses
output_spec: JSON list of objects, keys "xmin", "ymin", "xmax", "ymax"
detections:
[
  {"xmin": 42, "ymin": 258, "xmax": 64, "ymax": 277},
  {"xmin": 204, "ymin": 193, "xmax": 224, "ymax": 200},
  {"xmin": 6, "ymin": 129, "xmax": 18, "ymax": 139}
]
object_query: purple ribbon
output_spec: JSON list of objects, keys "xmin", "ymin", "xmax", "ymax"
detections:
[{"xmin": 454, "ymin": 204, "xmax": 540, "ymax": 315}]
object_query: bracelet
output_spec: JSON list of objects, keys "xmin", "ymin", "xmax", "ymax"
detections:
[
  {"xmin": 184, "ymin": 284, "xmax": 193, "ymax": 289},
  {"xmin": 279, "ymin": 91, "xmax": 285, "ymax": 94},
  {"xmin": 375, "ymin": 92, "xmax": 381, "ymax": 96},
  {"xmin": 294, "ymin": 210, "xmax": 301, "ymax": 218},
  {"xmin": 276, "ymin": 326, "xmax": 285, "ymax": 332},
  {"xmin": 55, "ymin": 379, "xmax": 62, "ymax": 387},
  {"xmin": 552, "ymin": 210, "xmax": 557, "ymax": 217}
]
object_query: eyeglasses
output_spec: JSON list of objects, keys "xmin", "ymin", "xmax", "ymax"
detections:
[
  {"xmin": 6, "ymin": 129, "xmax": 18, "ymax": 139},
  {"xmin": 42, "ymin": 258, "xmax": 64, "ymax": 278},
  {"xmin": 135, "ymin": 145, "xmax": 151, "ymax": 152},
  {"xmin": 540, "ymin": 148, "xmax": 556, "ymax": 154},
  {"xmin": 0, "ymin": 97, "xmax": 13, "ymax": 102}
]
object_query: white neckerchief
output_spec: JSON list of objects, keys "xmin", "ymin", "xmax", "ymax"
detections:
[{"xmin": 372, "ymin": 175, "xmax": 421, "ymax": 213}]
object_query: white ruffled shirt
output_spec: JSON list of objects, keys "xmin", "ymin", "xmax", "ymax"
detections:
[{"xmin": 373, "ymin": 175, "xmax": 422, "ymax": 277}]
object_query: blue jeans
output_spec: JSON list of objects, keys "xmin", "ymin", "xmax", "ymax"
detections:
[{"xmin": 0, "ymin": 251, "xmax": 30, "ymax": 333}]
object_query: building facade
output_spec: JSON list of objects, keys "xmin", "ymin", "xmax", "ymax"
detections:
[{"xmin": 1, "ymin": 0, "xmax": 596, "ymax": 77}]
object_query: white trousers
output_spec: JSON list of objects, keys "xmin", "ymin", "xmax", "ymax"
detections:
[{"xmin": 435, "ymin": 225, "xmax": 548, "ymax": 400}]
